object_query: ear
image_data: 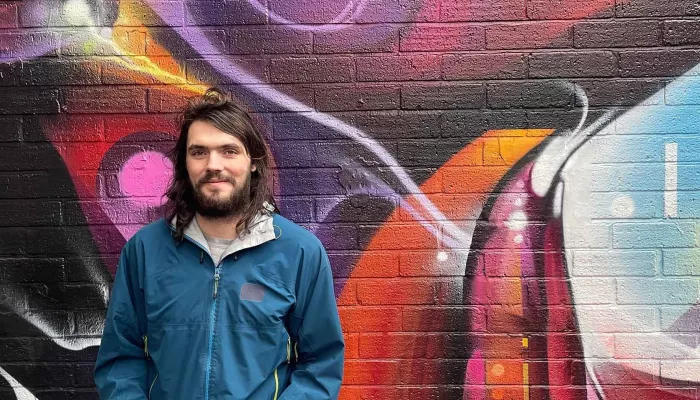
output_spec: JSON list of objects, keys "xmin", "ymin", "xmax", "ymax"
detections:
[{"xmin": 251, "ymin": 164, "xmax": 257, "ymax": 172}]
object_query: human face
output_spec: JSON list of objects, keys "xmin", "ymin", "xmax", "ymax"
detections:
[{"xmin": 186, "ymin": 120, "xmax": 257, "ymax": 218}]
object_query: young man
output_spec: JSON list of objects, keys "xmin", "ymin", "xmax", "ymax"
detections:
[{"xmin": 94, "ymin": 88, "xmax": 345, "ymax": 399}]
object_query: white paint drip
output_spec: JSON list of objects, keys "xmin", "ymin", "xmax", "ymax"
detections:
[
  {"xmin": 665, "ymin": 142, "xmax": 678, "ymax": 218},
  {"xmin": 552, "ymin": 182, "xmax": 563, "ymax": 219}
]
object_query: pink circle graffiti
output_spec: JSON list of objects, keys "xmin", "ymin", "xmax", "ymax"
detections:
[{"xmin": 119, "ymin": 150, "xmax": 173, "ymax": 206}]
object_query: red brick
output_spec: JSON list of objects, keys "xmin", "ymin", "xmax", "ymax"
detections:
[
  {"xmin": 24, "ymin": 115, "xmax": 104, "ymax": 143},
  {"xmin": 344, "ymin": 333, "xmax": 360, "ymax": 359},
  {"xmin": 231, "ymin": 27, "xmax": 312, "ymax": 54},
  {"xmin": 440, "ymin": 0, "xmax": 527, "ymax": 21},
  {"xmin": 343, "ymin": 360, "xmax": 399, "ymax": 384},
  {"xmin": 486, "ymin": 386, "xmax": 526, "ymax": 400},
  {"xmin": 399, "ymin": 24, "xmax": 485, "ymax": 52},
  {"xmin": 399, "ymin": 249, "xmax": 471, "ymax": 277},
  {"xmin": 357, "ymin": 279, "xmax": 437, "ymax": 305},
  {"xmin": 528, "ymin": 0, "xmax": 614, "ymax": 19},
  {"xmin": 0, "ymin": 3, "xmax": 18, "ymax": 28},
  {"xmin": 314, "ymin": 84, "xmax": 400, "ymax": 112},
  {"xmin": 464, "ymin": 276, "xmax": 524, "ymax": 305},
  {"xmin": 353, "ymin": 0, "xmax": 438, "ymax": 23},
  {"xmin": 115, "ymin": 1, "xmax": 184, "ymax": 26},
  {"xmin": 270, "ymin": 57, "xmax": 353, "ymax": 83},
  {"xmin": 361, "ymin": 332, "xmax": 474, "ymax": 359},
  {"xmin": 442, "ymin": 53, "xmax": 528, "ymax": 80},
  {"xmin": 360, "ymin": 223, "xmax": 438, "ymax": 250},
  {"xmin": 487, "ymin": 306, "xmax": 577, "ymax": 333},
  {"xmin": 148, "ymin": 86, "xmax": 193, "ymax": 113},
  {"xmin": 336, "ymin": 280, "xmax": 357, "ymax": 306},
  {"xmin": 339, "ymin": 306, "xmax": 401, "ymax": 332},
  {"xmin": 359, "ymin": 333, "xmax": 428, "ymax": 358},
  {"xmin": 102, "ymin": 57, "xmax": 186, "ymax": 85},
  {"xmin": 339, "ymin": 386, "xmax": 399, "ymax": 400},
  {"xmin": 350, "ymin": 251, "xmax": 400, "ymax": 278},
  {"xmin": 314, "ymin": 25, "xmax": 399, "ymax": 54},
  {"xmin": 469, "ymin": 333, "xmax": 530, "ymax": 358},
  {"xmin": 442, "ymin": 167, "xmax": 509, "ymax": 193},
  {"xmin": 615, "ymin": 0, "xmax": 697, "ymax": 17},
  {"xmin": 186, "ymin": 57, "xmax": 269, "ymax": 84},
  {"xmin": 485, "ymin": 359, "xmax": 524, "ymax": 384},
  {"xmin": 397, "ymin": 359, "xmax": 466, "ymax": 384},
  {"xmin": 486, "ymin": 21, "xmax": 572, "ymax": 50},
  {"xmin": 574, "ymin": 20, "xmax": 661, "ymax": 48},
  {"xmin": 403, "ymin": 306, "xmax": 486, "ymax": 331},
  {"xmin": 62, "ymin": 87, "xmax": 148, "ymax": 114},
  {"xmin": 356, "ymin": 55, "xmax": 442, "ymax": 82},
  {"xmin": 104, "ymin": 115, "xmax": 178, "ymax": 142},
  {"xmin": 529, "ymin": 51, "xmax": 618, "ymax": 78}
]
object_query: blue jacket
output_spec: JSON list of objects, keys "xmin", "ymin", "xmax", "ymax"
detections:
[{"xmin": 94, "ymin": 213, "xmax": 344, "ymax": 399}]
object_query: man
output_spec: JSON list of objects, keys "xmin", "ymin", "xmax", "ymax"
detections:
[{"xmin": 94, "ymin": 88, "xmax": 345, "ymax": 399}]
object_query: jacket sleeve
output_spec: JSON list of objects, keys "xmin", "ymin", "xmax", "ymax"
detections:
[
  {"xmin": 94, "ymin": 240, "xmax": 149, "ymax": 399},
  {"xmin": 280, "ymin": 245, "xmax": 345, "ymax": 399}
]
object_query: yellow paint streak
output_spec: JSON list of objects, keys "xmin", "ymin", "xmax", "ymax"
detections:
[
  {"xmin": 523, "ymin": 363, "xmax": 529, "ymax": 400},
  {"xmin": 97, "ymin": 1, "xmax": 207, "ymax": 92},
  {"xmin": 522, "ymin": 337, "xmax": 528, "ymax": 348}
]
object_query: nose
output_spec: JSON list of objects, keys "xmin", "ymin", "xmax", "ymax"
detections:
[{"xmin": 205, "ymin": 151, "xmax": 224, "ymax": 171}]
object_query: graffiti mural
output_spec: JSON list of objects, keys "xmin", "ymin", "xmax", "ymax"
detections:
[{"xmin": 1, "ymin": 0, "xmax": 700, "ymax": 398}]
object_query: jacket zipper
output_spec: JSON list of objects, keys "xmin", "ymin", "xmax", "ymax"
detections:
[
  {"xmin": 205, "ymin": 264, "xmax": 221, "ymax": 400},
  {"xmin": 181, "ymin": 233, "xmax": 220, "ymax": 400}
]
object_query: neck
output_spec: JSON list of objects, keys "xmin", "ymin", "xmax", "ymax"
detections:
[{"xmin": 195, "ymin": 213, "xmax": 241, "ymax": 240}]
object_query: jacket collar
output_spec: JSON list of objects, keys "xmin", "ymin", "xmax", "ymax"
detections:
[{"xmin": 170, "ymin": 210, "xmax": 277, "ymax": 264}]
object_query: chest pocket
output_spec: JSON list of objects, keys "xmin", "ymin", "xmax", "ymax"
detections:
[
  {"xmin": 144, "ymin": 258, "xmax": 209, "ymax": 325},
  {"xmin": 223, "ymin": 263, "xmax": 295, "ymax": 328}
]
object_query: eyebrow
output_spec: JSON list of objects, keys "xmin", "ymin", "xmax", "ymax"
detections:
[{"xmin": 187, "ymin": 143, "xmax": 243, "ymax": 152}]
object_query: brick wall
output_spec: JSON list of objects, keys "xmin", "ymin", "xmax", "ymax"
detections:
[{"xmin": 1, "ymin": 0, "xmax": 700, "ymax": 398}]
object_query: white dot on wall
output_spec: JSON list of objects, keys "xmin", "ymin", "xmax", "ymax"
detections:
[
  {"xmin": 514, "ymin": 235, "xmax": 523, "ymax": 244},
  {"xmin": 611, "ymin": 195, "xmax": 635, "ymax": 218},
  {"xmin": 505, "ymin": 211, "xmax": 528, "ymax": 231},
  {"xmin": 63, "ymin": 0, "xmax": 92, "ymax": 26},
  {"xmin": 100, "ymin": 27, "xmax": 113, "ymax": 38},
  {"xmin": 437, "ymin": 251, "xmax": 448, "ymax": 262},
  {"xmin": 514, "ymin": 197, "xmax": 524, "ymax": 207}
]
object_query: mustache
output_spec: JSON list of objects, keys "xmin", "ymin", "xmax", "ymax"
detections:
[{"xmin": 196, "ymin": 172, "xmax": 236, "ymax": 188}]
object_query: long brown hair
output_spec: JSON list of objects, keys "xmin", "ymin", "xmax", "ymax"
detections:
[{"xmin": 164, "ymin": 87, "xmax": 277, "ymax": 241}]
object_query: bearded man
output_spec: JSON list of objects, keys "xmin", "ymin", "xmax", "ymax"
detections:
[{"xmin": 94, "ymin": 88, "xmax": 345, "ymax": 399}]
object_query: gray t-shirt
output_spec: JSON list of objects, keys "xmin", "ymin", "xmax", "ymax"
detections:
[{"xmin": 204, "ymin": 234, "xmax": 235, "ymax": 265}]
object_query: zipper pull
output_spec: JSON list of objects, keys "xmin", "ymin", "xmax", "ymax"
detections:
[
  {"xmin": 213, "ymin": 274, "xmax": 220, "ymax": 298},
  {"xmin": 286, "ymin": 337, "xmax": 291, "ymax": 364},
  {"xmin": 143, "ymin": 335, "xmax": 149, "ymax": 359}
]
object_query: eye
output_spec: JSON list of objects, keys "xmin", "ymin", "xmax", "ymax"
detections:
[
  {"xmin": 190, "ymin": 150, "xmax": 206, "ymax": 157},
  {"xmin": 223, "ymin": 148, "xmax": 238, "ymax": 156}
]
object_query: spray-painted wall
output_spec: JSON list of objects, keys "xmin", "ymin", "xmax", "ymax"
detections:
[{"xmin": 1, "ymin": 0, "xmax": 700, "ymax": 398}]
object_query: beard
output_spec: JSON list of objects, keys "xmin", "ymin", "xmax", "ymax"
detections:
[{"xmin": 193, "ymin": 170, "xmax": 251, "ymax": 219}]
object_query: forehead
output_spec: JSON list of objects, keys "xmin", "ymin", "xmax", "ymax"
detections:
[{"xmin": 187, "ymin": 120, "xmax": 245, "ymax": 148}]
